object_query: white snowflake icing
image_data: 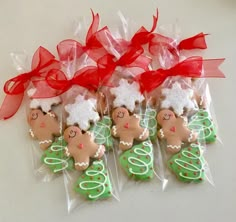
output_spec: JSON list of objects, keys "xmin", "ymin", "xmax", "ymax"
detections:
[
  {"xmin": 65, "ymin": 95, "xmax": 100, "ymax": 130},
  {"xmin": 161, "ymin": 82, "xmax": 194, "ymax": 116},
  {"xmin": 110, "ymin": 79, "xmax": 144, "ymax": 112},
  {"xmin": 27, "ymin": 88, "xmax": 61, "ymax": 112}
]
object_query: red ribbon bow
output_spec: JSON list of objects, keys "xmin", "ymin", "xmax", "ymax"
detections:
[
  {"xmin": 57, "ymin": 10, "xmax": 110, "ymax": 62},
  {"xmin": 0, "ymin": 47, "xmax": 60, "ymax": 120},
  {"xmin": 137, "ymin": 56, "xmax": 225, "ymax": 93}
]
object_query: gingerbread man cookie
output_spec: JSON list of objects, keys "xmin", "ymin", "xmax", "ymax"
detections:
[
  {"xmin": 64, "ymin": 126, "xmax": 105, "ymax": 171},
  {"xmin": 111, "ymin": 107, "xmax": 149, "ymax": 151},
  {"xmin": 27, "ymin": 109, "xmax": 61, "ymax": 150},
  {"xmin": 157, "ymin": 109, "xmax": 197, "ymax": 153}
]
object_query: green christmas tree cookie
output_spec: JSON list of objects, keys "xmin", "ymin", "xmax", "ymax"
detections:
[
  {"xmin": 119, "ymin": 141, "xmax": 154, "ymax": 180},
  {"xmin": 74, "ymin": 160, "xmax": 112, "ymax": 200},
  {"xmin": 140, "ymin": 108, "xmax": 157, "ymax": 141},
  {"xmin": 41, "ymin": 137, "xmax": 74, "ymax": 173},
  {"xmin": 188, "ymin": 109, "xmax": 217, "ymax": 143},
  {"xmin": 90, "ymin": 116, "xmax": 113, "ymax": 151},
  {"xmin": 168, "ymin": 143, "xmax": 205, "ymax": 183}
]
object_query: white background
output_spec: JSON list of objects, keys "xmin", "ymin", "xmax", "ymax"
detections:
[{"xmin": 0, "ymin": 0, "xmax": 235, "ymax": 221}]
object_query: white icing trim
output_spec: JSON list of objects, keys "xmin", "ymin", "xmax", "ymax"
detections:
[
  {"xmin": 120, "ymin": 141, "xmax": 132, "ymax": 146},
  {"xmin": 188, "ymin": 130, "xmax": 194, "ymax": 142},
  {"xmin": 128, "ymin": 141, "xmax": 153, "ymax": 175},
  {"xmin": 47, "ymin": 112, "xmax": 56, "ymax": 118},
  {"xmin": 167, "ymin": 144, "xmax": 181, "ymax": 150},
  {"xmin": 29, "ymin": 129, "xmax": 35, "ymax": 138},
  {"xmin": 64, "ymin": 146, "xmax": 70, "ymax": 157},
  {"xmin": 112, "ymin": 126, "xmax": 117, "ymax": 136},
  {"xmin": 39, "ymin": 140, "xmax": 52, "ymax": 145},
  {"xmin": 133, "ymin": 114, "xmax": 140, "ymax": 119},
  {"xmin": 93, "ymin": 145, "xmax": 104, "ymax": 158},
  {"xmin": 75, "ymin": 162, "xmax": 89, "ymax": 167},
  {"xmin": 139, "ymin": 128, "xmax": 148, "ymax": 139},
  {"xmin": 159, "ymin": 129, "xmax": 164, "ymax": 138},
  {"xmin": 78, "ymin": 160, "xmax": 108, "ymax": 199}
]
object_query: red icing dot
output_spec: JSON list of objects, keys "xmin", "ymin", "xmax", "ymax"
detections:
[{"xmin": 199, "ymin": 178, "xmax": 203, "ymax": 181}]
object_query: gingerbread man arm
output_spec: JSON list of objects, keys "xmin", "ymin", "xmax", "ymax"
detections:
[
  {"xmin": 112, "ymin": 125, "xmax": 119, "ymax": 138},
  {"xmin": 119, "ymin": 135, "xmax": 134, "ymax": 151},
  {"xmin": 157, "ymin": 128, "xmax": 166, "ymax": 139},
  {"xmin": 181, "ymin": 128, "xmax": 198, "ymax": 143},
  {"xmin": 74, "ymin": 155, "xmax": 90, "ymax": 171}
]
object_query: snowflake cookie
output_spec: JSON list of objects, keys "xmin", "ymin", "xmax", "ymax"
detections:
[
  {"xmin": 65, "ymin": 95, "xmax": 100, "ymax": 131},
  {"xmin": 27, "ymin": 88, "xmax": 61, "ymax": 113},
  {"xmin": 110, "ymin": 79, "xmax": 144, "ymax": 112},
  {"xmin": 161, "ymin": 82, "xmax": 195, "ymax": 116}
]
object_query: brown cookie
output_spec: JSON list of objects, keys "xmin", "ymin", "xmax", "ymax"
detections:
[
  {"xmin": 157, "ymin": 109, "xmax": 198, "ymax": 154},
  {"xmin": 64, "ymin": 126, "xmax": 105, "ymax": 171},
  {"xmin": 27, "ymin": 109, "xmax": 61, "ymax": 150},
  {"xmin": 111, "ymin": 107, "xmax": 149, "ymax": 151}
]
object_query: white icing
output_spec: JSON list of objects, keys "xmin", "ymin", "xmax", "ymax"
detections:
[
  {"xmin": 39, "ymin": 140, "xmax": 52, "ymax": 144},
  {"xmin": 75, "ymin": 162, "xmax": 89, "ymax": 167},
  {"xmin": 79, "ymin": 160, "xmax": 108, "ymax": 199},
  {"xmin": 174, "ymin": 144, "xmax": 204, "ymax": 180},
  {"xmin": 188, "ymin": 130, "xmax": 195, "ymax": 142},
  {"xmin": 64, "ymin": 146, "xmax": 70, "ymax": 157},
  {"xmin": 120, "ymin": 141, "xmax": 132, "ymax": 146},
  {"xmin": 27, "ymin": 88, "xmax": 61, "ymax": 112},
  {"xmin": 29, "ymin": 129, "xmax": 35, "ymax": 138},
  {"xmin": 110, "ymin": 79, "xmax": 144, "ymax": 112},
  {"xmin": 161, "ymin": 82, "xmax": 195, "ymax": 116},
  {"xmin": 188, "ymin": 110, "xmax": 214, "ymax": 140},
  {"xmin": 93, "ymin": 145, "xmax": 104, "ymax": 158},
  {"xmin": 133, "ymin": 114, "xmax": 140, "ymax": 119},
  {"xmin": 139, "ymin": 128, "xmax": 148, "ymax": 139},
  {"xmin": 47, "ymin": 112, "xmax": 56, "ymax": 118},
  {"xmin": 112, "ymin": 126, "xmax": 117, "ymax": 136},
  {"xmin": 167, "ymin": 144, "xmax": 181, "ymax": 149},
  {"xmin": 127, "ymin": 141, "xmax": 153, "ymax": 175},
  {"xmin": 159, "ymin": 129, "xmax": 165, "ymax": 138},
  {"xmin": 65, "ymin": 95, "xmax": 100, "ymax": 131}
]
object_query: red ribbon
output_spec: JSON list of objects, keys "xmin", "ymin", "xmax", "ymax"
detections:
[
  {"xmin": 0, "ymin": 47, "xmax": 60, "ymax": 120},
  {"xmin": 57, "ymin": 11, "xmax": 110, "ymax": 62},
  {"xmin": 137, "ymin": 56, "xmax": 225, "ymax": 93}
]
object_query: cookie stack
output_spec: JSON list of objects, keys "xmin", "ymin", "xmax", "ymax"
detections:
[{"xmin": 0, "ymin": 10, "xmax": 225, "ymax": 211}]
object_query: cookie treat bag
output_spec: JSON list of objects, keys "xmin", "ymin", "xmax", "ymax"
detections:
[{"xmin": 0, "ymin": 47, "xmax": 68, "ymax": 182}]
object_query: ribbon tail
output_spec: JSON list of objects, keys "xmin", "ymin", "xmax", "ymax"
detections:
[
  {"xmin": 178, "ymin": 33, "xmax": 208, "ymax": 50},
  {"xmin": 0, "ymin": 93, "xmax": 24, "ymax": 120},
  {"xmin": 202, "ymin": 58, "xmax": 225, "ymax": 78}
]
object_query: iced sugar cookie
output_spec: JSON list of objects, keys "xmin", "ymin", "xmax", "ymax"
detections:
[
  {"xmin": 119, "ymin": 141, "xmax": 154, "ymax": 180},
  {"xmin": 74, "ymin": 160, "xmax": 112, "ymax": 200}
]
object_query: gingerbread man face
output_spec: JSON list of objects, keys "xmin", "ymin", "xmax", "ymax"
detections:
[
  {"xmin": 64, "ymin": 126, "xmax": 105, "ymax": 171},
  {"xmin": 111, "ymin": 107, "xmax": 149, "ymax": 151},
  {"xmin": 27, "ymin": 109, "xmax": 61, "ymax": 150},
  {"xmin": 157, "ymin": 109, "xmax": 198, "ymax": 154}
]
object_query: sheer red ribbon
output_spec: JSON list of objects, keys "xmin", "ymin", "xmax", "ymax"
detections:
[
  {"xmin": 0, "ymin": 47, "xmax": 60, "ymax": 120},
  {"xmin": 137, "ymin": 56, "xmax": 225, "ymax": 93},
  {"xmin": 57, "ymin": 11, "xmax": 110, "ymax": 62}
]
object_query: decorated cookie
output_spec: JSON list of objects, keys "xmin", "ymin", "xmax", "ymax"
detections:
[
  {"xmin": 110, "ymin": 79, "xmax": 144, "ymax": 112},
  {"xmin": 74, "ymin": 160, "xmax": 112, "ymax": 200},
  {"xmin": 27, "ymin": 88, "xmax": 61, "ymax": 113},
  {"xmin": 189, "ymin": 109, "xmax": 217, "ymax": 143},
  {"xmin": 140, "ymin": 108, "xmax": 157, "ymax": 141},
  {"xmin": 64, "ymin": 126, "xmax": 105, "ymax": 171},
  {"xmin": 157, "ymin": 109, "xmax": 197, "ymax": 153},
  {"xmin": 27, "ymin": 109, "xmax": 61, "ymax": 150},
  {"xmin": 90, "ymin": 116, "xmax": 113, "ymax": 151},
  {"xmin": 168, "ymin": 143, "xmax": 205, "ymax": 183},
  {"xmin": 65, "ymin": 95, "xmax": 100, "ymax": 131},
  {"xmin": 119, "ymin": 141, "xmax": 154, "ymax": 180},
  {"xmin": 41, "ymin": 137, "xmax": 74, "ymax": 173},
  {"xmin": 161, "ymin": 82, "xmax": 195, "ymax": 116},
  {"xmin": 112, "ymin": 107, "xmax": 149, "ymax": 151}
]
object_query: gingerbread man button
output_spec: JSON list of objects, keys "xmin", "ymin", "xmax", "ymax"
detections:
[
  {"xmin": 27, "ymin": 109, "xmax": 61, "ymax": 150},
  {"xmin": 111, "ymin": 107, "xmax": 149, "ymax": 151},
  {"xmin": 157, "ymin": 109, "xmax": 198, "ymax": 154},
  {"xmin": 64, "ymin": 126, "xmax": 105, "ymax": 171}
]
